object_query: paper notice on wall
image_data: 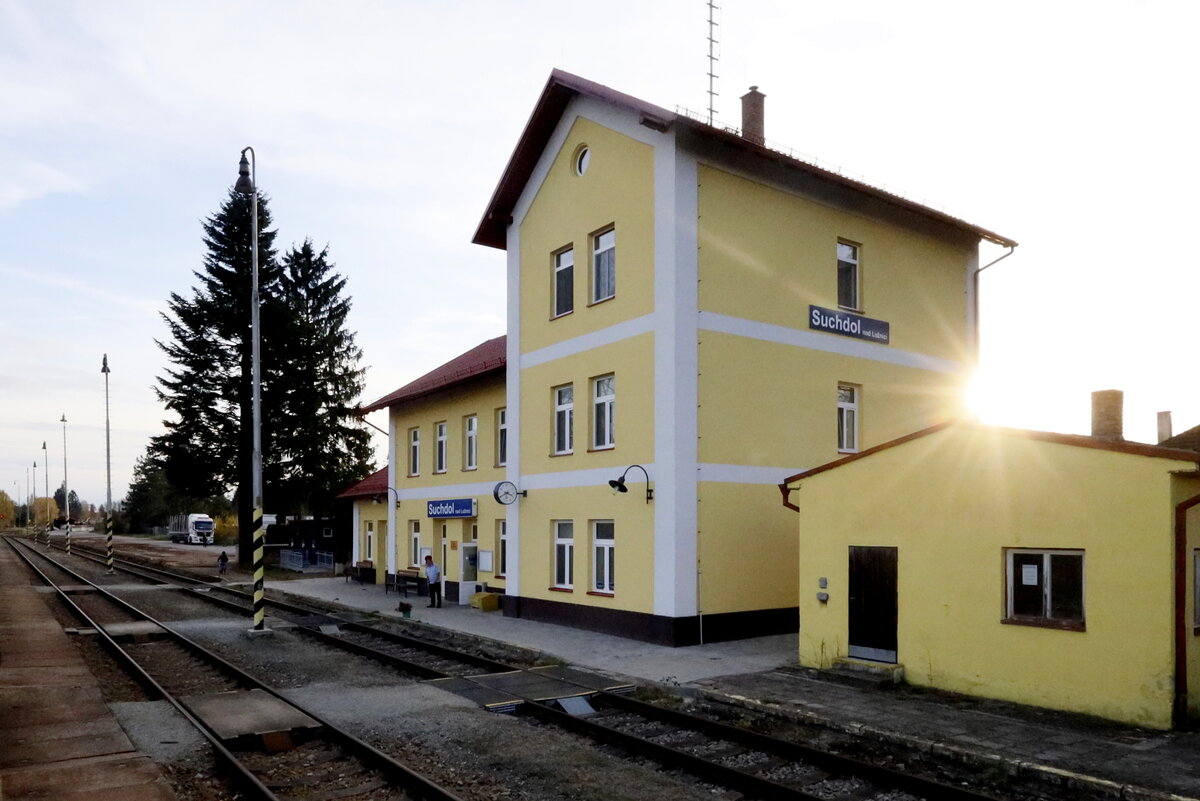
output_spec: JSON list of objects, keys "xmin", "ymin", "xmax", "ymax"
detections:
[{"xmin": 1022, "ymin": 564, "xmax": 1038, "ymax": 586}]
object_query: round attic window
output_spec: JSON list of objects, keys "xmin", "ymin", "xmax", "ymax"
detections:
[{"xmin": 573, "ymin": 145, "xmax": 590, "ymax": 176}]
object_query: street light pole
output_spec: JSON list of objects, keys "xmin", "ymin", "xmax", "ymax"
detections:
[
  {"xmin": 32, "ymin": 460, "xmax": 36, "ymax": 532},
  {"xmin": 102, "ymin": 354, "xmax": 114, "ymax": 573},
  {"xmin": 61, "ymin": 414, "xmax": 69, "ymax": 556},
  {"xmin": 234, "ymin": 147, "xmax": 265, "ymax": 631}
]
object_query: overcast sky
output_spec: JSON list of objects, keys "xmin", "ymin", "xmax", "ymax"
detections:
[{"xmin": 2, "ymin": 0, "xmax": 1197, "ymax": 509}]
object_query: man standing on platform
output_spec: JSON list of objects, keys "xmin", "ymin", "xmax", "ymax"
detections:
[{"xmin": 423, "ymin": 554, "xmax": 442, "ymax": 608}]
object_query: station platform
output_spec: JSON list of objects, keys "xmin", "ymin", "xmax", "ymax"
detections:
[
  {"xmin": 0, "ymin": 540, "xmax": 178, "ymax": 800},
  {"xmin": 274, "ymin": 574, "xmax": 1200, "ymax": 801}
]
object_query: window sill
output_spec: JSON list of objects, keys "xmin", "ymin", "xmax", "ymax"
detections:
[
  {"xmin": 588, "ymin": 445, "xmax": 615, "ymax": 453},
  {"xmin": 434, "ymin": 470, "xmax": 447, "ymax": 475},
  {"xmin": 1002, "ymin": 617, "xmax": 1085, "ymax": 632},
  {"xmin": 462, "ymin": 467, "xmax": 477, "ymax": 472},
  {"xmin": 494, "ymin": 574, "xmax": 505, "ymax": 580},
  {"xmin": 548, "ymin": 586, "xmax": 573, "ymax": 593},
  {"xmin": 587, "ymin": 295, "xmax": 615, "ymax": 308},
  {"xmin": 837, "ymin": 449, "xmax": 859, "ymax": 455},
  {"xmin": 550, "ymin": 310, "xmax": 575, "ymax": 321},
  {"xmin": 838, "ymin": 305, "xmax": 863, "ymax": 314},
  {"xmin": 550, "ymin": 451, "xmax": 574, "ymax": 458},
  {"xmin": 587, "ymin": 590, "xmax": 614, "ymax": 597}
]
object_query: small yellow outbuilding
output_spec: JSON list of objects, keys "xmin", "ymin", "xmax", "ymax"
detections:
[{"xmin": 781, "ymin": 419, "xmax": 1200, "ymax": 729}]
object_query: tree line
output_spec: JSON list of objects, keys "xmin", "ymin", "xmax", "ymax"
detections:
[{"xmin": 122, "ymin": 187, "xmax": 374, "ymax": 562}]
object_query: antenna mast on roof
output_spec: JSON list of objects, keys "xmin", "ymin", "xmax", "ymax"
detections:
[{"xmin": 707, "ymin": 0, "xmax": 720, "ymax": 125}]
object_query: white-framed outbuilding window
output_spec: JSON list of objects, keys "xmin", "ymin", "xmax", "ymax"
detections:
[
  {"xmin": 498, "ymin": 520, "xmax": 507, "ymax": 576},
  {"xmin": 837, "ymin": 384, "xmax": 859, "ymax": 453},
  {"xmin": 592, "ymin": 228, "xmax": 615, "ymax": 303},
  {"xmin": 365, "ymin": 520, "xmax": 375, "ymax": 561},
  {"xmin": 554, "ymin": 247, "xmax": 574, "ymax": 317},
  {"xmin": 592, "ymin": 520, "xmax": 614, "ymax": 593},
  {"xmin": 553, "ymin": 520, "xmax": 574, "ymax": 589},
  {"xmin": 1005, "ymin": 549, "xmax": 1085, "ymax": 628},
  {"xmin": 592, "ymin": 374, "xmax": 615, "ymax": 449},
  {"xmin": 410, "ymin": 520, "xmax": 421, "ymax": 566},
  {"xmin": 554, "ymin": 385, "xmax": 574, "ymax": 455},
  {"xmin": 837, "ymin": 240, "xmax": 860, "ymax": 311},
  {"xmin": 408, "ymin": 428, "xmax": 420, "ymax": 476},
  {"xmin": 496, "ymin": 408, "xmax": 507, "ymax": 466},
  {"xmin": 464, "ymin": 415, "xmax": 478, "ymax": 470},
  {"xmin": 435, "ymin": 421, "xmax": 447, "ymax": 473}
]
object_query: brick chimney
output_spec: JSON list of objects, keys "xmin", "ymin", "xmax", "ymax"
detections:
[
  {"xmin": 1091, "ymin": 390, "xmax": 1124, "ymax": 441},
  {"xmin": 1158, "ymin": 411, "xmax": 1173, "ymax": 444},
  {"xmin": 740, "ymin": 86, "xmax": 765, "ymax": 146}
]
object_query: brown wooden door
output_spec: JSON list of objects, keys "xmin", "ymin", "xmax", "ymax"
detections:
[{"xmin": 848, "ymin": 546, "xmax": 898, "ymax": 663}]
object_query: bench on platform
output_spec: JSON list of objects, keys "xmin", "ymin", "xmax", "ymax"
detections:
[
  {"xmin": 385, "ymin": 569, "xmax": 424, "ymax": 597},
  {"xmin": 346, "ymin": 561, "xmax": 375, "ymax": 584}
]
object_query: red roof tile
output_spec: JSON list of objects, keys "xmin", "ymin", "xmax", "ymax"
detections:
[
  {"xmin": 361, "ymin": 335, "xmax": 505, "ymax": 414},
  {"xmin": 336, "ymin": 467, "xmax": 388, "ymax": 500}
]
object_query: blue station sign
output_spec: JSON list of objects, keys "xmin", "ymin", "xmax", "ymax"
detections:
[
  {"xmin": 427, "ymin": 498, "xmax": 477, "ymax": 519},
  {"xmin": 809, "ymin": 305, "xmax": 890, "ymax": 344}
]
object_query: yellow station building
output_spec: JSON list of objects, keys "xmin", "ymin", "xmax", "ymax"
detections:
[
  {"xmin": 357, "ymin": 70, "xmax": 1016, "ymax": 644},
  {"xmin": 780, "ymin": 394, "xmax": 1200, "ymax": 729}
]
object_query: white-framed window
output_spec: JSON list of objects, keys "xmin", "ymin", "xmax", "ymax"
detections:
[
  {"xmin": 573, "ymin": 144, "xmax": 590, "ymax": 176},
  {"xmin": 365, "ymin": 520, "xmax": 375, "ymax": 560},
  {"xmin": 554, "ymin": 520, "xmax": 574, "ymax": 588},
  {"xmin": 554, "ymin": 247, "xmax": 574, "ymax": 317},
  {"xmin": 435, "ymin": 421, "xmax": 447, "ymax": 473},
  {"xmin": 592, "ymin": 228, "xmax": 616, "ymax": 303},
  {"xmin": 496, "ymin": 408, "xmax": 507, "ymax": 467},
  {"xmin": 498, "ymin": 520, "xmax": 507, "ymax": 576},
  {"xmin": 593, "ymin": 520, "xmax": 614, "ymax": 593},
  {"xmin": 1005, "ymin": 549, "xmax": 1085, "ymax": 627},
  {"xmin": 464, "ymin": 415, "xmax": 478, "ymax": 470},
  {"xmin": 837, "ymin": 241, "xmax": 860, "ymax": 311},
  {"xmin": 592, "ymin": 374, "xmax": 615, "ymax": 449},
  {"xmin": 410, "ymin": 521, "xmax": 421, "ymax": 567},
  {"xmin": 553, "ymin": 384, "xmax": 574, "ymax": 454},
  {"xmin": 837, "ymin": 384, "xmax": 859, "ymax": 453},
  {"xmin": 408, "ymin": 428, "xmax": 420, "ymax": 476}
]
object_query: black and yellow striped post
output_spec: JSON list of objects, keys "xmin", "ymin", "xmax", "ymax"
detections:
[
  {"xmin": 105, "ymin": 512, "xmax": 114, "ymax": 573},
  {"xmin": 252, "ymin": 505, "xmax": 265, "ymax": 629},
  {"xmin": 236, "ymin": 148, "xmax": 267, "ymax": 633}
]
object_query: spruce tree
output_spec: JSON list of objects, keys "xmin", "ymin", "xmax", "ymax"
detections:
[
  {"xmin": 273, "ymin": 239, "xmax": 373, "ymax": 518},
  {"xmin": 151, "ymin": 188, "xmax": 281, "ymax": 565}
]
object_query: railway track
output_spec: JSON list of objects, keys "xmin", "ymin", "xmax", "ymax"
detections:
[
  {"xmin": 12, "ymin": 535, "xmax": 1019, "ymax": 801},
  {"xmin": 8, "ymin": 536, "xmax": 463, "ymax": 801}
]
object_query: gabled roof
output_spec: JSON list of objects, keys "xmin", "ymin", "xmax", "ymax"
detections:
[
  {"xmin": 360, "ymin": 335, "xmax": 505, "ymax": 414},
  {"xmin": 336, "ymin": 467, "xmax": 388, "ymax": 500},
  {"xmin": 781, "ymin": 420, "xmax": 1200, "ymax": 487},
  {"xmin": 1160, "ymin": 424, "xmax": 1200, "ymax": 453},
  {"xmin": 473, "ymin": 69, "xmax": 1017, "ymax": 251}
]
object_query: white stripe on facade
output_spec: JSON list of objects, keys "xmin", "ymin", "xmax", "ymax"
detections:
[
  {"xmin": 698, "ymin": 463, "xmax": 809, "ymax": 485},
  {"xmin": 520, "ymin": 463, "xmax": 655, "ymax": 491},
  {"xmin": 654, "ymin": 141, "xmax": 700, "ymax": 619},
  {"xmin": 520, "ymin": 314, "xmax": 656, "ymax": 368},
  {"xmin": 699, "ymin": 311, "xmax": 963, "ymax": 374},
  {"xmin": 391, "ymin": 479, "xmax": 505, "ymax": 503},
  {"xmin": 386, "ymin": 416, "xmax": 397, "ymax": 573}
]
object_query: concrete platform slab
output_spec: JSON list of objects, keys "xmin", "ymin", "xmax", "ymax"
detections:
[
  {"xmin": 0, "ymin": 752, "xmax": 176, "ymax": 801},
  {"xmin": 179, "ymin": 688, "xmax": 321, "ymax": 742}
]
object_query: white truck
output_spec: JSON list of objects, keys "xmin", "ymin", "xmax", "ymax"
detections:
[{"xmin": 169, "ymin": 513, "xmax": 215, "ymax": 545}]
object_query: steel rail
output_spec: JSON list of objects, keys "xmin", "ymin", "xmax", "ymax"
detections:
[{"xmin": 9, "ymin": 536, "xmax": 465, "ymax": 801}]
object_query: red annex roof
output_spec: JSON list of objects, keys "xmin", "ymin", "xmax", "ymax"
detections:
[
  {"xmin": 360, "ymin": 335, "xmax": 506, "ymax": 414},
  {"xmin": 336, "ymin": 467, "xmax": 388, "ymax": 500},
  {"xmin": 473, "ymin": 69, "xmax": 1017, "ymax": 251}
]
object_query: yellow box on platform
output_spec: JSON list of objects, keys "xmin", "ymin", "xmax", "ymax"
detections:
[{"xmin": 469, "ymin": 592, "xmax": 500, "ymax": 612}]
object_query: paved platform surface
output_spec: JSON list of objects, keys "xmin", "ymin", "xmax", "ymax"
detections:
[
  {"xmin": 274, "ymin": 574, "xmax": 1200, "ymax": 801},
  {"xmin": 0, "ymin": 538, "xmax": 178, "ymax": 800}
]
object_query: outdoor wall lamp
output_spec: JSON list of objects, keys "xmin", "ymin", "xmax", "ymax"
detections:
[
  {"xmin": 374, "ymin": 487, "xmax": 401, "ymax": 508},
  {"xmin": 609, "ymin": 464, "xmax": 653, "ymax": 503}
]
